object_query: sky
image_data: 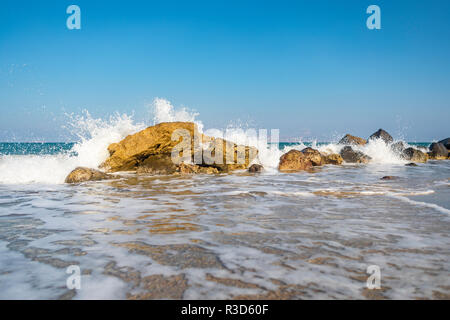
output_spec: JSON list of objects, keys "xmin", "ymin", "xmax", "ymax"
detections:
[{"xmin": 0, "ymin": 0, "xmax": 449, "ymax": 142}]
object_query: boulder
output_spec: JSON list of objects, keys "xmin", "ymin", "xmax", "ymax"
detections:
[
  {"xmin": 338, "ymin": 134, "xmax": 367, "ymax": 145},
  {"xmin": 279, "ymin": 150, "xmax": 313, "ymax": 172},
  {"xmin": 301, "ymin": 147, "xmax": 323, "ymax": 166},
  {"xmin": 429, "ymin": 142, "xmax": 448, "ymax": 159},
  {"xmin": 322, "ymin": 153, "xmax": 343, "ymax": 165},
  {"xmin": 339, "ymin": 146, "xmax": 371, "ymax": 163},
  {"xmin": 65, "ymin": 167, "xmax": 115, "ymax": 184},
  {"xmin": 402, "ymin": 147, "xmax": 428, "ymax": 163},
  {"xmin": 438, "ymin": 138, "xmax": 450, "ymax": 150},
  {"xmin": 248, "ymin": 164, "xmax": 263, "ymax": 173},
  {"xmin": 100, "ymin": 122, "xmax": 258, "ymax": 174},
  {"xmin": 369, "ymin": 129, "xmax": 393, "ymax": 144}
]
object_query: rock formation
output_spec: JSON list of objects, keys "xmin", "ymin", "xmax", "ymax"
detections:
[
  {"xmin": 369, "ymin": 129, "xmax": 393, "ymax": 144},
  {"xmin": 338, "ymin": 134, "xmax": 367, "ymax": 145},
  {"xmin": 278, "ymin": 150, "xmax": 313, "ymax": 172},
  {"xmin": 339, "ymin": 146, "xmax": 371, "ymax": 163},
  {"xmin": 402, "ymin": 147, "xmax": 428, "ymax": 163},
  {"xmin": 428, "ymin": 142, "xmax": 449, "ymax": 160},
  {"xmin": 100, "ymin": 122, "xmax": 258, "ymax": 174}
]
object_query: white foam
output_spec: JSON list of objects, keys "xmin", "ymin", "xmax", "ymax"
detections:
[{"xmin": 0, "ymin": 112, "xmax": 144, "ymax": 184}]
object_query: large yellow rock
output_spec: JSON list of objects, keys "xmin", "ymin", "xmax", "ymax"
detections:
[
  {"xmin": 100, "ymin": 122, "xmax": 258, "ymax": 174},
  {"xmin": 278, "ymin": 150, "xmax": 313, "ymax": 172}
]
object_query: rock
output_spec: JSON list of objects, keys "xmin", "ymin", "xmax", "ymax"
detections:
[
  {"xmin": 380, "ymin": 176, "xmax": 398, "ymax": 180},
  {"xmin": 301, "ymin": 147, "xmax": 323, "ymax": 166},
  {"xmin": 429, "ymin": 142, "xmax": 449, "ymax": 159},
  {"xmin": 338, "ymin": 134, "xmax": 367, "ymax": 145},
  {"xmin": 402, "ymin": 147, "xmax": 428, "ymax": 163},
  {"xmin": 248, "ymin": 164, "xmax": 263, "ymax": 173},
  {"xmin": 438, "ymin": 138, "xmax": 450, "ymax": 149},
  {"xmin": 176, "ymin": 163, "xmax": 219, "ymax": 175},
  {"xmin": 100, "ymin": 122, "xmax": 258, "ymax": 174},
  {"xmin": 405, "ymin": 162, "xmax": 418, "ymax": 167},
  {"xmin": 369, "ymin": 129, "xmax": 393, "ymax": 144},
  {"xmin": 278, "ymin": 150, "xmax": 313, "ymax": 172},
  {"xmin": 390, "ymin": 141, "xmax": 406, "ymax": 154},
  {"xmin": 322, "ymin": 153, "xmax": 343, "ymax": 165},
  {"xmin": 339, "ymin": 146, "xmax": 371, "ymax": 163},
  {"xmin": 65, "ymin": 167, "xmax": 115, "ymax": 184}
]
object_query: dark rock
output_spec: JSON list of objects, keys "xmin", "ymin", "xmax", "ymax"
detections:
[
  {"xmin": 338, "ymin": 134, "xmax": 367, "ymax": 146},
  {"xmin": 438, "ymin": 138, "xmax": 450, "ymax": 149},
  {"xmin": 248, "ymin": 164, "xmax": 263, "ymax": 173},
  {"xmin": 369, "ymin": 129, "xmax": 393, "ymax": 144},
  {"xmin": 405, "ymin": 162, "xmax": 418, "ymax": 167},
  {"xmin": 402, "ymin": 148, "xmax": 428, "ymax": 163},
  {"xmin": 339, "ymin": 146, "xmax": 371, "ymax": 163},
  {"xmin": 429, "ymin": 142, "xmax": 449, "ymax": 159},
  {"xmin": 65, "ymin": 167, "xmax": 115, "ymax": 184},
  {"xmin": 380, "ymin": 176, "xmax": 398, "ymax": 180}
]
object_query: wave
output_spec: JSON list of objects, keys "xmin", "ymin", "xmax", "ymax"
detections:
[{"xmin": 0, "ymin": 97, "xmax": 434, "ymax": 184}]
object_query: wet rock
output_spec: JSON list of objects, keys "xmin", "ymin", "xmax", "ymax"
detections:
[
  {"xmin": 278, "ymin": 150, "xmax": 313, "ymax": 172},
  {"xmin": 100, "ymin": 122, "xmax": 257, "ymax": 174},
  {"xmin": 301, "ymin": 147, "xmax": 323, "ymax": 166},
  {"xmin": 339, "ymin": 146, "xmax": 371, "ymax": 163},
  {"xmin": 176, "ymin": 163, "xmax": 219, "ymax": 175},
  {"xmin": 438, "ymin": 138, "xmax": 450, "ymax": 149},
  {"xmin": 369, "ymin": 129, "xmax": 393, "ymax": 144},
  {"xmin": 322, "ymin": 153, "xmax": 343, "ymax": 165},
  {"xmin": 402, "ymin": 147, "xmax": 428, "ymax": 163},
  {"xmin": 380, "ymin": 176, "xmax": 398, "ymax": 180},
  {"xmin": 65, "ymin": 167, "xmax": 115, "ymax": 184},
  {"xmin": 127, "ymin": 274, "xmax": 188, "ymax": 300},
  {"xmin": 338, "ymin": 134, "xmax": 367, "ymax": 145},
  {"xmin": 429, "ymin": 142, "xmax": 448, "ymax": 159},
  {"xmin": 405, "ymin": 162, "xmax": 418, "ymax": 167},
  {"xmin": 248, "ymin": 164, "xmax": 263, "ymax": 173}
]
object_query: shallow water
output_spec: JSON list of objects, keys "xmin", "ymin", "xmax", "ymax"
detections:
[{"xmin": 0, "ymin": 159, "xmax": 449, "ymax": 299}]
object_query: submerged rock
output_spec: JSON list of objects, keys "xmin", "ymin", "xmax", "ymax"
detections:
[
  {"xmin": 100, "ymin": 122, "xmax": 258, "ymax": 174},
  {"xmin": 402, "ymin": 147, "xmax": 428, "ymax": 163},
  {"xmin": 429, "ymin": 142, "xmax": 449, "ymax": 159},
  {"xmin": 405, "ymin": 162, "xmax": 418, "ymax": 167},
  {"xmin": 438, "ymin": 138, "xmax": 450, "ymax": 150},
  {"xmin": 339, "ymin": 146, "xmax": 371, "ymax": 164},
  {"xmin": 278, "ymin": 150, "xmax": 313, "ymax": 172},
  {"xmin": 301, "ymin": 147, "xmax": 323, "ymax": 166},
  {"xmin": 65, "ymin": 167, "xmax": 115, "ymax": 184},
  {"xmin": 322, "ymin": 153, "xmax": 344, "ymax": 165},
  {"xmin": 369, "ymin": 129, "xmax": 393, "ymax": 144},
  {"xmin": 248, "ymin": 164, "xmax": 263, "ymax": 173},
  {"xmin": 338, "ymin": 134, "xmax": 367, "ymax": 146},
  {"xmin": 380, "ymin": 176, "xmax": 398, "ymax": 180}
]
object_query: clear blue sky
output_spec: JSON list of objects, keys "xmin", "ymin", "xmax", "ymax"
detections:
[{"xmin": 1, "ymin": 0, "xmax": 449, "ymax": 142}]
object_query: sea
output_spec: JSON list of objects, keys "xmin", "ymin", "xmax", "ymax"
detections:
[{"xmin": 0, "ymin": 102, "xmax": 448, "ymax": 299}]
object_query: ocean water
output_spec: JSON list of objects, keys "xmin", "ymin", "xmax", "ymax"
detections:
[{"xmin": 0, "ymin": 101, "xmax": 449, "ymax": 300}]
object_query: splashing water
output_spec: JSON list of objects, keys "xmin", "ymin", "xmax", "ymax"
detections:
[{"xmin": 0, "ymin": 111, "xmax": 144, "ymax": 184}]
